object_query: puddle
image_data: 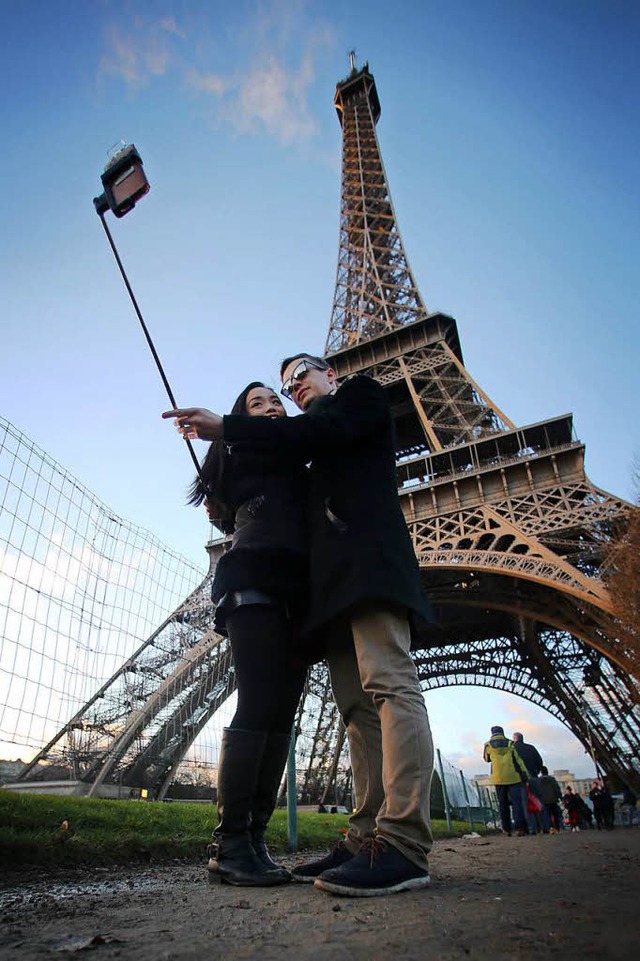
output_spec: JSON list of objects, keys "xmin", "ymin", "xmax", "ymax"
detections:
[
  {"xmin": 0, "ymin": 852, "xmax": 304, "ymax": 912},
  {"xmin": 0, "ymin": 869, "xmax": 184, "ymax": 911}
]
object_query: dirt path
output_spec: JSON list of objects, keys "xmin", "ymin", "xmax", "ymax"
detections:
[{"xmin": 1, "ymin": 830, "xmax": 639, "ymax": 960}]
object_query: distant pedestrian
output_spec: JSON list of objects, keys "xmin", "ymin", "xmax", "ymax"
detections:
[
  {"xmin": 512, "ymin": 732, "xmax": 544, "ymax": 834},
  {"xmin": 539, "ymin": 766, "xmax": 563, "ymax": 832},
  {"xmin": 621, "ymin": 786, "xmax": 637, "ymax": 826},
  {"xmin": 512, "ymin": 733, "xmax": 543, "ymax": 776},
  {"xmin": 589, "ymin": 780, "xmax": 614, "ymax": 830},
  {"xmin": 483, "ymin": 726, "xmax": 529, "ymax": 836},
  {"xmin": 589, "ymin": 781, "xmax": 606, "ymax": 829},
  {"xmin": 599, "ymin": 781, "xmax": 615, "ymax": 830},
  {"xmin": 563, "ymin": 786, "xmax": 581, "ymax": 831},
  {"xmin": 576, "ymin": 794, "xmax": 593, "ymax": 830}
]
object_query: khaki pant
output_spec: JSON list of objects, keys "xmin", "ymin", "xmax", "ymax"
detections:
[{"xmin": 325, "ymin": 603, "xmax": 433, "ymax": 870}]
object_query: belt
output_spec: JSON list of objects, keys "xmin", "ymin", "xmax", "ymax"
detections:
[
  {"xmin": 225, "ymin": 589, "xmax": 277, "ymax": 609},
  {"xmin": 217, "ymin": 589, "xmax": 290, "ymax": 617}
]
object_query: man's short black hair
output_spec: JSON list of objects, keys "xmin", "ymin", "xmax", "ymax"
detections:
[{"xmin": 279, "ymin": 353, "xmax": 331, "ymax": 379}]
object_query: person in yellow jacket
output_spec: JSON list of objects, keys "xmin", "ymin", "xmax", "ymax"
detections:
[{"xmin": 483, "ymin": 725, "xmax": 530, "ymax": 836}]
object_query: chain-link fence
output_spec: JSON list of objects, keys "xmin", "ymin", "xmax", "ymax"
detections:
[
  {"xmin": 435, "ymin": 749, "xmax": 499, "ymax": 831},
  {"xmin": 0, "ymin": 415, "xmax": 205, "ymax": 760}
]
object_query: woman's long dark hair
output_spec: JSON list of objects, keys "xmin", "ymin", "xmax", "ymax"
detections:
[{"xmin": 187, "ymin": 381, "xmax": 270, "ymax": 534}]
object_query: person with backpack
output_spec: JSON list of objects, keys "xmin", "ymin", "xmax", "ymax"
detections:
[{"xmin": 483, "ymin": 726, "xmax": 529, "ymax": 836}]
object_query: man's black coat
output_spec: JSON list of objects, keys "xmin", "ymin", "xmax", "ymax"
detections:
[
  {"xmin": 514, "ymin": 740, "xmax": 544, "ymax": 777},
  {"xmin": 223, "ymin": 375, "xmax": 432, "ymax": 633}
]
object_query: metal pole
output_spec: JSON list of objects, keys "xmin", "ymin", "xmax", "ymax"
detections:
[
  {"xmin": 287, "ymin": 724, "xmax": 298, "ymax": 850},
  {"xmin": 477, "ymin": 784, "xmax": 489, "ymax": 830},
  {"xmin": 489, "ymin": 786, "xmax": 499, "ymax": 827},
  {"xmin": 96, "ymin": 210, "xmax": 207, "ymax": 490},
  {"xmin": 460, "ymin": 770, "xmax": 475, "ymax": 832},
  {"xmin": 486, "ymin": 784, "xmax": 499, "ymax": 827},
  {"xmin": 579, "ymin": 692, "xmax": 601, "ymax": 779},
  {"xmin": 585, "ymin": 716, "xmax": 600, "ymax": 779},
  {"xmin": 319, "ymin": 723, "xmax": 345, "ymax": 808},
  {"xmin": 436, "ymin": 749, "xmax": 452, "ymax": 833}
]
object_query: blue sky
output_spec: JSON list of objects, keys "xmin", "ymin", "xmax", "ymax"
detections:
[{"xmin": 1, "ymin": 0, "xmax": 638, "ymax": 778}]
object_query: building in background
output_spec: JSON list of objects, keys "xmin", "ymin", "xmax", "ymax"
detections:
[{"xmin": 553, "ymin": 770, "xmax": 595, "ymax": 795}]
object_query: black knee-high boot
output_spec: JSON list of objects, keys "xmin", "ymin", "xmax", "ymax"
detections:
[
  {"xmin": 207, "ymin": 728, "xmax": 288, "ymax": 886},
  {"xmin": 250, "ymin": 732, "xmax": 292, "ymax": 878}
]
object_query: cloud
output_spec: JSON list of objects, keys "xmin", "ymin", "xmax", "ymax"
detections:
[
  {"xmin": 183, "ymin": 53, "xmax": 318, "ymax": 144},
  {"xmin": 228, "ymin": 55, "xmax": 317, "ymax": 142},
  {"xmin": 99, "ymin": 26, "xmax": 141, "ymax": 87},
  {"xmin": 99, "ymin": 3, "xmax": 334, "ymax": 145},
  {"xmin": 450, "ymin": 741, "xmax": 487, "ymax": 773},
  {"xmin": 99, "ymin": 16, "xmax": 187, "ymax": 89},
  {"xmin": 185, "ymin": 69, "xmax": 227, "ymax": 97},
  {"xmin": 159, "ymin": 17, "xmax": 186, "ymax": 40}
]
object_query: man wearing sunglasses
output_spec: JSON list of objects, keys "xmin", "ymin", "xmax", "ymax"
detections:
[{"xmin": 163, "ymin": 354, "xmax": 434, "ymax": 898}]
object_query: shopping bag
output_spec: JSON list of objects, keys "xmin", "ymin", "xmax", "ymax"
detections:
[{"xmin": 526, "ymin": 784, "xmax": 543, "ymax": 814}]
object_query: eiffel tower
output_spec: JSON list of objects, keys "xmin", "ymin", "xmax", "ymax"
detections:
[
  {"xmin": 325, "ymin": 57, "xmax": 639, "ymax": 791},
  {"xmin": 18, "ymin": 58, "xmax": 639, "ymax": 797}
]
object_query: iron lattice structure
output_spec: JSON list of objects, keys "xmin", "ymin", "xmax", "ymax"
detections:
[
  {"xmin": 14, "ymin": 60, "xmax": 639, "ymax": 797},
  {"xmin": 15, "ymin": 534, "xmax": 349, "ymax": 802}
]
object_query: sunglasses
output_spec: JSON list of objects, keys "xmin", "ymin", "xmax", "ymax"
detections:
[{"xmin": 280, "ymin": 359, "xmax": 328, "ymax": 399}]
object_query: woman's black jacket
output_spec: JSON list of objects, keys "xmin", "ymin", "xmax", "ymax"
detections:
[{"xmin": 210, "ymin": 442, "xmax": 308, "ymax": 614}]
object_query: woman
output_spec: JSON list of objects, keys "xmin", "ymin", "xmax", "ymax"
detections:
[
  {"xmin": 563, "ymin": 785, "xmax": 581, "ymax": 832},
  {"xmin": 179, "ymin": 382, "xmax": 309, "ymax": 887}
]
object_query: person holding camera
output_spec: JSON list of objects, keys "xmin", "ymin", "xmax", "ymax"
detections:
[
  {"xmin": 164, "ymin": 355, "xmax": 435, "ymax": 898},
  {"xmin": 170, "ymin": 381, "xmax": 310, "ymax": 887}
]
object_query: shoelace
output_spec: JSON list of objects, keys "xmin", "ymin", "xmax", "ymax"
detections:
[{"xmin": 358, "ymin": 836, "xmax": 388, "ymax": 867}]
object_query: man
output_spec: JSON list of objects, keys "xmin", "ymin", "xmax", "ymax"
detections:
[
  {"xmin": 512, "ymin": 731, "xmax": 544, "ymax": 834},
  {"xmin": 589, "ymin": 780, "xmax": 605, "ymax": 829},
  {"xmin": 163, "ymin": 356, "xmax": 434, "ymax": 897},
  {"xmin": 621, "ymin": 785, "xmax": 637, "ymax": 827},
  {"xmin": 590, "ymin": 779, "xmax": 615, "ymax": 830},
  {"xmin": 511, "ymin": 732, "xmax": 543, "ymax": 777},
  {"xmin": 538, "ymin": 766, "xmax": 563, "ymax": 832},
  {"xmin": 563, "ymin": 785, "xmax": 581, "ymax": 831},
  {"xmin": 483, "ymin": 725, "xmax": 529, "ymax": 836}
]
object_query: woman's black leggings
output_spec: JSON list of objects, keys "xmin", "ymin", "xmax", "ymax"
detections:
[{"xmin": 226, "ymin": 604, "xmax": 307, "ymax": 734}]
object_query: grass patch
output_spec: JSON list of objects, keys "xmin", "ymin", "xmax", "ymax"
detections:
[{"xmin": 1, "ymin": 789, "xmax": 478, "ymax": 871}]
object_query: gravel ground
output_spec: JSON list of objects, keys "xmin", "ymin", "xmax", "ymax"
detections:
[{"xmin": 1, "ymin": 829, "xmax": 638, "ymax": 960}]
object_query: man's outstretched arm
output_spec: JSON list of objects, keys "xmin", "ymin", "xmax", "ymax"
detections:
[
  {"xmin": 161, "ymin": 407, "xmax": 223, "ymax": 441},
  {"xmin": 163, "ymin": 376, "xmax": 391, "ymax": 453},
  {"xmin": 223, "ymin": 376, "xmax": 391, "ymax": 454}
]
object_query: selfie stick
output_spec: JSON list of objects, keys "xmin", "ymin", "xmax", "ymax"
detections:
[{"xmin": 92, "ymin": 144, "xmax": 208, "ymax": 490}]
